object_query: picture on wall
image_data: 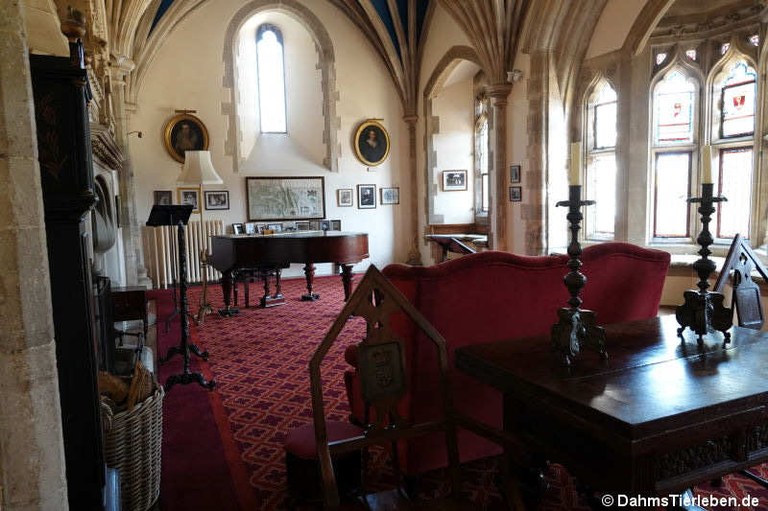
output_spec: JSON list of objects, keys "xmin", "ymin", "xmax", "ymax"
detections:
[
  {"xmin": 163, "ymin": 113, "xmax": 210, "ymax": 163},
  {"xmin": 442, "ymin": 170, "xmax": 467, "ymax": 191},
  {"xmin": 204, "ymin": 190, "xmax": 230, "ymax": 210},
  {"xmin": 509, "ymin": 186, "xmax": 522, "ymax": 202},
  {"xmin": 246, "ymin": 176, "xmax": 325, "ymax": 221},
  {"xmin": 153, "ymin": 190, "xmax": 172, "ymax": 205},
  {"xmin": 353, "ymin": 119, "xmax": 390, "ymax": 167},
  {"xmin": 337, "ymin": 188, "xmax": 353, "ymax": 207},
  {"xmin": 177, "ymin": 187, "xmax": 200, "ymax": 213},
  {"xmin": 510, "ymin": 164, "xmax": 521, "ymax": 183},
  {"xmin": 357, "ymin": 184, "xmax": 377, "ymax": 209},
  {"xmin": 380, "ymin": 187, "xmax": 400, "ymax": 205},
  {"xmin": 232, "ymin": 223, "xmax": 245, "ymax": 235}
]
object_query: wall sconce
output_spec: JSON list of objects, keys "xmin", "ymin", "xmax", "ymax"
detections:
[
  {"xmin": 128, "ymin": 130, "xmax": 143, "ymax": 138},
  {"xmin": 507, "ymin": 69, "xmax": 524, "ymax": 83}
]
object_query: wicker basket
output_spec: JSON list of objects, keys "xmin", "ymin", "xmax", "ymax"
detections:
[{"xmin": 102, "ymin": 386, "xmax": 164, "ymax": 511}]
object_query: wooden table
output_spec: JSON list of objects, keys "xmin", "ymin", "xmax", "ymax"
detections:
[{"xmin": 455, "ymin": 315, "xmax": 768, "ymax": 498}]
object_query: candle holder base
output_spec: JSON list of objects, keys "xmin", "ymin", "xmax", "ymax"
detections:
[
  {"xmin": 676, "ymin": 290, "xmax": 731, "ymax": 346},
  {"xmin": 552, "ymin": 307, "xmax": 608, "ymax": 366}
]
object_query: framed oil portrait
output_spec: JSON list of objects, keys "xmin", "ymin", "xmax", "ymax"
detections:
[
  {"xmin": 177, "ymin": 187, "xmax": 200, "ymax": 213},
  {"xmin": 153, "ymin": 190, "xmax": 172, "ymax": 206},
  {"xmin": 380, "ymin": 187, "xmax": 400, "ymax": 205},
  {"xmin": 204, "ymin": 190, "xmax": 229, "ymax": 210},
  {"xmin": 442, "ymin": 170, "xmax": 468, "ymax": 191},
  {"xmin": 337, "ymin": 188, "xmax": 353, "ymax": 207},
  {"xmin": 509, "ymin": 186, "xmax": 522, "ymax": 202},
  {"xmin": 163, "ymin": 113, "xmax": 210, "ymax": 163},
  {"xmin": 353, "ymin": 119, "xmax": 390, "ymax": 167},
  {"xmin": 246, "ymin": 176, "xmax": 325, "ymax": 221},
  {"xmin": 357, "ymin": 184, "xmax": 376, "ymax": 209}
]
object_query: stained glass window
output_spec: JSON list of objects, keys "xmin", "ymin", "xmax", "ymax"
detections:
[
  {"xmin": 685, "ymin": 49, "xmax": 697, "ymax": 61},
  {"xmin": 653, "ymin": 69, "xmax": 696, "ymax": 144},
  {"xmin": 749, "ymin": 34, "xmax": 759, "ymax": 46},
  {"xmin": 718, "ymin": 60, "xmax": 756, "ymax": 138},
  {"xmin": 256, "ymin": 24, "xmax": 287, "ymax": 133},
  {"xmin": 656, "ymin": 52, "xmax": 667, "ymax": 66}
]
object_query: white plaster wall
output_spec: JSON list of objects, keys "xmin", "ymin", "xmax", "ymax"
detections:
[
  {"xmin": 129, "ymin": 0, "xmax": 407, "ymax": 278},
  {"xmin": 432, "ymin": 79, "xmax": 474, "ymax": 224},
  {"xmin": 586, "ymin": 0, "xmax": 649, "ymax": 59}
]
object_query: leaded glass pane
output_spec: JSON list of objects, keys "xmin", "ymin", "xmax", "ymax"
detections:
[
  {"xmin": 686, "ymin": 49, "xmax": 697, "ymax": 61},
  {"xmin": 593, "ymin": 83, "xmax": 617, "ymax": 149},
  {"xmin": 257, "ymin": 26, "xmax": 287, "ymax": 133},
  {"xmin": 717, "ymin": 147, "xmax": 752, "ymax": 238},
  {"xmin": 719, "ymin": 61, "xmax": 756, "ymax": 138},
  {"xmin": 586, "ymin": 153, "xmax": 616, "ymax": 238},
  {"xmin": 654, "ymin": 70, "xmax": 696, "ymax": 144},
  {"xmin": 654, "ymin": 152, "xmax": 690, "ymax": 238},
  {"xmin": 656, "ymin": 53, "xmax": 667, "ymax": 65}
]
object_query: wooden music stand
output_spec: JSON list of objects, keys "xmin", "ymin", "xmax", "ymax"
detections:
[
  {"xmin": 147, "ymin": 205, "xmax": 215, "ymax": 391},
  {"xmin": 714, "ymin": 233, "xmax": 768, "ymax": 331}
]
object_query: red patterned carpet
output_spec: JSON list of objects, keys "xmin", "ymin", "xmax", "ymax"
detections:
[{"xmin": 156, "ymin": 275, "xmax": 768, "ymax": 510}]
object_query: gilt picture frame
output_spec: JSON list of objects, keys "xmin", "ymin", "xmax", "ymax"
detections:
[
  {"xmin": 353, "ymin": 119, "xmax": 390, "ymax": 167},
  {"xmin": 246, "ymin": 176, "xmax": 325, "ymax": 221},
  {"xmin": 163, "ymin": 113, "xmax": 210, "ymax": 163}
]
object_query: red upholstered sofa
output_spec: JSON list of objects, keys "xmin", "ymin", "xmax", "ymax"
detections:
[{"xmin": 343, "ymin": 242, "xmax": 670, "ymax": 475}]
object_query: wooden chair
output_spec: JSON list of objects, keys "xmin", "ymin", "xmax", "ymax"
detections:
[
  {"xmin": 713, "ymin": 234, "xmax": 768, "ymax": 488},
  {"xmin": 310, "ymin": 265, "xmax": 522, "ymax": 510}
]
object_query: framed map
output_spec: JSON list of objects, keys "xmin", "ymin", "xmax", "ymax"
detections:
[{"xmin": 246, "ymin": 176, "xmax": 326, "ymax": 221}]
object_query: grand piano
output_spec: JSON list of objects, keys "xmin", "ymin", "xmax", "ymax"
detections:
[{"xmin": 209, "ymin": 231, "xmax": 369, "ymax": 314}]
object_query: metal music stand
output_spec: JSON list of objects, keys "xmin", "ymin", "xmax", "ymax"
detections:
[{"xmin": 146, "ymin": 205, "xmax": 215, "ymax": 391}]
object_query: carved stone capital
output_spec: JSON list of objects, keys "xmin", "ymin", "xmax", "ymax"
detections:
[{"xmin": 485, "ymin": 83, "xmax": 513, "ymax": 105}]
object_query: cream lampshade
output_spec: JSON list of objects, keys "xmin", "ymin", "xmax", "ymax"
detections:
[{"xmin": 177, "ymin": 150, "xmax": 223, "ymax": 186}]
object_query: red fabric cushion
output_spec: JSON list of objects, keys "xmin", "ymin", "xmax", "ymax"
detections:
[{"xmin": 284, "ymin": 420, "xmax": 363, "ymax": 460}]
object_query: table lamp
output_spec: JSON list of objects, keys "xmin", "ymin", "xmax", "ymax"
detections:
[{"xmin": 177, "ymin": 150, "xmax": 223, "ymax": 323}]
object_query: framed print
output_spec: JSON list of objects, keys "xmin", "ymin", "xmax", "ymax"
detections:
[
  {"xmin": 509, "ymin": 186, "xmax": 522, "ymax": 202},
  {"xmin": 163, "ymin": 113, "xmax": 210, "ymax": 163},
  {"xmin": 353, "ymin": 119, "xmax": 390, "ymax": 167},
  {"xmin": 153, "ymin": 190, "xmax": 172, "ymax": 206},
  {"xmin": 245, "ymin": 222, "xmax": 257, "ymax": 234},
  {"xmin": 337, "ymin": 188, "xmax": 353, "ymax": 207},
  {"xmin": 232, "ymin": 223, "xmax": 245, "ymax": 235},
  {"xmin": 357, "ymin": 184, "xmax": 376, "ymax": 209},
  {"xmin": 295, "ymin": 221, "xmax": 310, "ymax": 231},
  {"xmin": 204, "ymin": 190, "xmax": 229, "ymax": 210},
  {"xmin": 177, "ymin": 187, "xmax": 200, "ymax": 212},
  {"xmin": 246, "ymin": 176, "xmax": 325, "ymax": 221},
  {"xmin": 330, "ymin": 219, "xmax": 341, "ymax": 231},
  {"xmin": 267, "ymin": 223, "xmax": 283, "ymax": 233},
  {"xmin": 510, "ymin": 164, "xmax": 521, "ymax": 183},
  {"xmin": 320, "ymin": 220, "xmax": 331, "ymax": 231},
  {"xmin": 380, "ymin": 187, "xmax": 400, "ymax": 205},
  {"xmin": 442, "ymin": 170, "xmax": 467, "ymax": 191}
]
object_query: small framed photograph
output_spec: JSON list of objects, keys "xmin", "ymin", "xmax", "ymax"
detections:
[
  {"xmin": 358, "ymin": 184, "xmax": 377, "ymax": 209},
  {"xmin": 337, "ymin": 188, "xmax": 353, "ymax": 207},
  {"xmin": 509, "ymin": 186, "xmax": 522, "ymax": 202},
  {"xmin": 204, "ymin": 190, "xmax": 229, "ymax": 210},
  {"xmin": 245, "ymin": 222, "xmax": 257, "ymax": 234},
  {"xmin": 153, "ymin": 190, "xmax": 172, "ymax": 205},
  {"xmin": 330, "ymin": 219, "xmax": 341, "ymax": 231},
  {"xmin": 442, "ymin": 170, "xmax": 467, "ymax": 191},
  {"xmin": 267, "ymin": 223, "xmax": 283, "ymax": 233},
  {"xmin": 177, "ymin": 187, "xmax": 200, "ymax": 212},
  {"xmin": 510, "ymin": 164, "xmax": 521, "ymax": 183},
  {"xmin": 320, "ymin": 220, "xmax": 331, "ymax": 231},
  {"xmin": 380, "ymin": 187, "xmax": 400, "ymax": 205},
  {"xmin": 232, "ymin": 223, "xmax": 245, "ymax": 235},
  {"xmin": 295, "ymin": 221, "xmax": 310, "ymax": 231},
  {"xmin": 309, "ymin": 220, "xmax": 321, "ymax": 230}
]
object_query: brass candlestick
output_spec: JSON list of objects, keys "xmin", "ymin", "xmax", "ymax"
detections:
[
  {"xmin": 551, "ymin": 185, "xmax": 608, "ymax": 365},
  {"xmin": 675, "ymin": 183, "xmax": 731, "ymax": 345}
]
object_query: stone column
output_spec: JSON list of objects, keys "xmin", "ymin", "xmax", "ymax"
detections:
[
  {"xmin": 111, "ymin": 55, "xmax": 151, "ymax": 287},
  {"xmin": 404, "ymin": 113, "xmax": 422, "ymax": 265},
  {"xmin": 486, "ymin": 83, "xmax": 513, "ymax": 251},
  {"xmin": 0, "ymin": 1, "xmax": 69, "ymax": 509}
]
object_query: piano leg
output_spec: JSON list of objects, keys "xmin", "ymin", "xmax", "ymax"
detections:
[
  {"xmin": 340, "ymin": 264, "xmax": 355, "ymax": 301},
  {"xmin": 260, "ymin": 267, "xmax": 286, "ymax": 308},
  {"xmin": 301, "ymin": 263, "xmax": 320, "ymax": 301},
  {"xmin": 218, "ymin": 270, "xmax": 240, "ymax": 316}
]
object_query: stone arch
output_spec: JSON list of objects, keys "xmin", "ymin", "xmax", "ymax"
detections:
[{"xmin": 222, "ymin": 0, "xmax": 339, "ymax": 172}]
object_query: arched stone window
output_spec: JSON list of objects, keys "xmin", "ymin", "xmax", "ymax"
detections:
[
  {"xmin": 255, "ymin": 24, "xmax": 287, "ymax": 133},
  {"xmin": 585, "ymin": 79, "xmax": 617, "ymax": 240}
]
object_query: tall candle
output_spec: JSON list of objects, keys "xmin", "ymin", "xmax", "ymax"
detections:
[
  {"xmin": 701, "ymin": 145, "xmax": 712, "ymax": 184},
  {"xmin": 569, "ymin": 142, "xmax": 582, "ymax": 186}
]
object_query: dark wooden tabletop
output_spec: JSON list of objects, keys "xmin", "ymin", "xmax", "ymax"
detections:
[{"xmin": 456, "ymin": 315, "xmax": 768, "ymax": 440}]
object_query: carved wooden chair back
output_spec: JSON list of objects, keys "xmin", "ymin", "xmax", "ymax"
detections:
[
  {"xmin": 714, "ymin": 234, "xmax": 768, "ymax": 330},
  {"xmin": 309, "ymin": 265, "xmax": 461, "ymax": 509}
]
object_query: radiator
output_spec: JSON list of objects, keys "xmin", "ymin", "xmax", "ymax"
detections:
[{"xmin": 142, "ymin": 220, "xmax": 224, "ymax": 288}]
